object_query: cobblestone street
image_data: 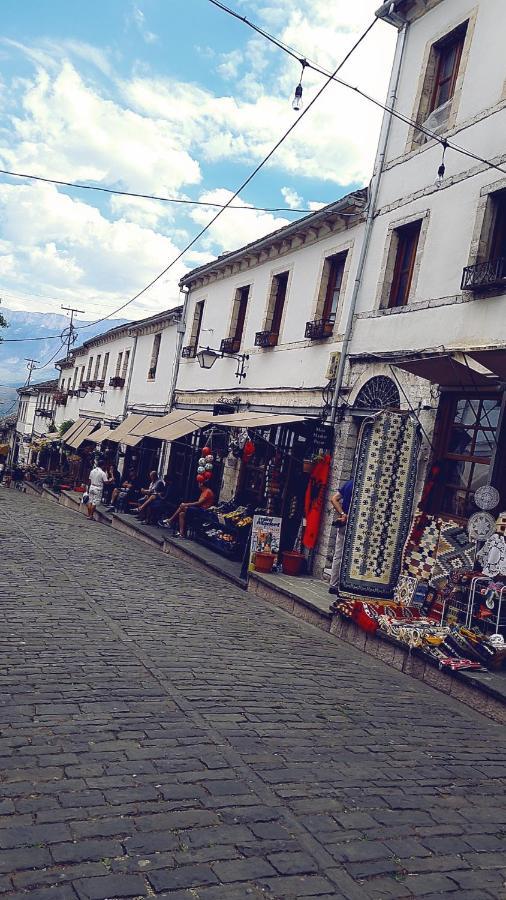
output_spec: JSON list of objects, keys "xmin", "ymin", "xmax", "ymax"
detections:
[{"xmin": 1, "ymin": 489, "xmax": 506, "ymax": 900}]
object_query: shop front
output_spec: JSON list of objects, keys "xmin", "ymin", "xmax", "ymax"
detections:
[{"xmin": 332, "ymin": 352, "xmax": 506, "ymax": 675}]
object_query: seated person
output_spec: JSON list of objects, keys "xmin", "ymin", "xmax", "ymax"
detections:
[
  {"xmin": 144, "ymin": 473, "xmax": 174, "ymax": 525},
  {"xmin": 107, "ymin": 467, "xmax": 138, "ymax": 512},
  {"xmin": 164, "ymin": 481, "xmax": 216, "ymax": 537},
  {"xmin": 135, "ymin": 470, "xmax": 165, "ymax": 521}
]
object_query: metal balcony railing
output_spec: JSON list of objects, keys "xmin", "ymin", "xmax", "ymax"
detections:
[
  {"xmin": 109, "ymin": 375, "xmax": 125, "ymax": 388},
  {"xmin": 220, "ymin": 337, "xmax": 241, "ymax": 354},
  {"xmin": 182, "ymin": 345, "xmax": 197, "ymax": 358},
  {"xmin": 254, "ymin": 330, "xmax": 278, "ymax": 348},
  {"xmin": 305, "ymin": 316, "xmax": 335, "ymax": 340},
  {"xmin": 461, "ymin": 256, "xmax": 506, "ymax": 291}
]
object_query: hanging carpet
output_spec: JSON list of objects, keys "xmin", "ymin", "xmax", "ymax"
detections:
[
  {"xmin": 429, "ymin": 520, "xmax": 476, "ymax": 589},
  {"xmin": 339, "ymin": 410, "xmax": 421, "ymax": 599},
  {"xmin": 402, "ymin": 513, "xmax": 441, "ymax": 582}
]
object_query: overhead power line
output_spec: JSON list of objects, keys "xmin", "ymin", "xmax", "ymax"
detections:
[
  {"xmin": 208, "ymin": 0, "xmax": 506, "ymax": 179},
  {"xmin": 77, "ymin": 17, "xmax": 378, "ymax": 332},
  {"xmin": 0, "ymin": 167, "xmax": 313, "ymax": 214}
]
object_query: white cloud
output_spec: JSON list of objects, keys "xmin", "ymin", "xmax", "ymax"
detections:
[
  {"xmin": 188, "ymin": 189, "xmax": 290, "ymax": 256},
  {"xmin": 281, "ymin": 186, "xmax": 303, "ymax": 209},
  {"xmin": 129, "ymin": 4, "xmax": 158, "ymax": 44}
]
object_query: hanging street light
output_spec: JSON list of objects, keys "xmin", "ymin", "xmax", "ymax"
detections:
[{"xmin": 196, "ymin": 346, "xmax": 249, "ymax": 382}]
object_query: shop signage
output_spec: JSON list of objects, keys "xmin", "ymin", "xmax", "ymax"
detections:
[{"xmin": 249, "ymin": 513, "xmax": 282, "ymax": 569}]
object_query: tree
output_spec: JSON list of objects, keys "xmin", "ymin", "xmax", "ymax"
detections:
[
  {"xmin": 58, "ymin": 420, "xmax": 74, "ymax": 436},
  {"xmin": 0, "ymin": 312, "xmax": 7, "ymax": 339}
]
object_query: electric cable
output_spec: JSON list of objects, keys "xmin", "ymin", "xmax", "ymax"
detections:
[
  {"xmin": 76, "ymin": 17, "xmax": 379, "ymax": 331},
  {"xmin": 0, "ymin": 167, "xmax": 315, "ymax": 214},
  {"xmin": 207, "ymin": 0, "xmax": 506, "ymax": 179}
]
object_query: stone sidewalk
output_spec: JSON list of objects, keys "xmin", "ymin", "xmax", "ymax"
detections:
[{"xmin": 1, "ymin": 488, "xmax": 505, "ymax": 900}]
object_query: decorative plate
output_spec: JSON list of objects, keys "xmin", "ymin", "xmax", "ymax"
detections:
[
  {"xmin": 474, "ymin": 485, "xmax": 500, "ymax": 511},
  {"xmin": 467, "ymin": 511, "xmax": 496, "ymax": 542}
]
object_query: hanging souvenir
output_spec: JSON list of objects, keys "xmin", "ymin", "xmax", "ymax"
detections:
[
  {"xmin": 205, "ymin": 462, "xmax": 213, "ymax": 471},
  {"xmin": 198, "ymin": 457, "xmax": 206, "ymax": 466},
  {"xmin": 197, "ymin": 466, "xmax": 205, "ymax": 474},
  {"xmin": 202, "ymin": 446, "xmax": 211, "ymax": 457},
  {"xmin": 243, "ymin": 440, "xmax": 255, "ymax": 462},
  {"xmin": 474, "ymin": 485, "xmax": 500, "ymax": 511},
  {"xmin": 467, "ymin": 511, "xmax": 496, "ymax": 543},
  {"xmin": 196, "ymin": 473, "xmax": 205, "ymax": 484}
]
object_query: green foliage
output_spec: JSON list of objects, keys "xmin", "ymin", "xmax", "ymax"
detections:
[
  {"xmin": 47, "ymin": 423, "xmax": 57, "ymax": 433},
  {"xmin": 58, "ymin": 419, "xmax": 74, "ymax": 436}
]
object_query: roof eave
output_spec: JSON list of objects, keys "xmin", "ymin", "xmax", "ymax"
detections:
[
  {"xmin": 375, "ymin": 0, "xmax": 409, "ymax": 27},
  {"xmin": 179, "ymin": 189, "xmax": 368, "ymax": 287}
]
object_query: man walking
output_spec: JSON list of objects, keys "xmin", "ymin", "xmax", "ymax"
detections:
[{"xmin": 328, "ymin": 478, "xmax": 354, "ymax": 596}]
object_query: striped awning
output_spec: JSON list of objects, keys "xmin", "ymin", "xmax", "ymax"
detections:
[{"xmin": 66, "ymin": 419, "xmax": 100, "ymax": 449}]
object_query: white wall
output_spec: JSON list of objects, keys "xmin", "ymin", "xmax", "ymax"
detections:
[
  {"xmin": 128, "ymin": 325, "xmax": 179, "ymax": 411},
  {"xmin": 177, "ymin": 222, "xmax": 364, "ymax": 399},
  {"xmin": 353, "ymin": 0, "xmax": 506, "ymax": 356}
]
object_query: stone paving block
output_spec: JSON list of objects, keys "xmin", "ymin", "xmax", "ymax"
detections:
[
  {"xmin": 50, "ymin": 838, "xmax": 125, "ymax": 864},
  {"xmin": 402, "ymin": 873, "xmax": 460, "ymax": 895},
  {"xmin": 73, "ymin": 873, "xmax": 148, "ymax": 899},
  {"xmin": 148, "ymin": 863, "xmax": 219, "ymax": 891}
]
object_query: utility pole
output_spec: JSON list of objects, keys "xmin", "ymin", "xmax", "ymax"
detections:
[
  {"xmin": 61, "ymin": 305, "xmax": 85, "ymax": 358},
  {"xmin": 25, "ymin": 358, "xmax": 39, "ymax": 386}
]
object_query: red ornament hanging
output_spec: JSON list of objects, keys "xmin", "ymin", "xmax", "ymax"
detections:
[
  {"xmin": 242, "ymin": 439, "xmax": 255, "ymax": 462},
  {"xmin": 196, "ymin": 473, "xmax": 205, "ymax": 484},
  {"xmin": 202, "ymin": 446, "xmax": 212, "ymax": 457}
]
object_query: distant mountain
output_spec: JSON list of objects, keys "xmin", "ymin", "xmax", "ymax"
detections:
[{"xmin": 0, "ymin": 309, "xmax": 129, "ymax": 406}]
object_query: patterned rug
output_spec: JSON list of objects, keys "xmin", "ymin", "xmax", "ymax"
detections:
[
  {"xmin": 402, "ymin": 514, "xmax": 441, "ymax": 582},
  {"xmin": 339, "ymin": 411, "xmax": 421, "ymax": 599},
  {"xmin": 429, "ymin": 520, "xmax": 476, "ymax": 589}
]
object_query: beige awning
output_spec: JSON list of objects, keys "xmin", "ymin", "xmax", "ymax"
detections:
[
  {"xmin": 67, "ymin": 419, "xmax": 100, "ymax": 449},
  {"xmin": 106, "ymin": 414, "xmax": 147, "ymax": 445},
  {"xmin": 393, "ymin": 353, "xmax": 495, "ymax": 387},
  {"xmin": 87, "ymin": 425, "xmax": 117, "ymax": 444},
  {"xmin": 61, "ymin": 418, "xmax": 85, "ymax": 445}
]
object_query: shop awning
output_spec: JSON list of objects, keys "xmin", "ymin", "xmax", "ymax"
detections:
[
  {"xmin": 61, "ymin": 418, "xmax": 86, "ymax": 446},
  {"xmin": 392, "ymin": 353, "xmax": 496, "ymax": 387},
  {"xmin": 87, "ymin": 424, "xmax": 117, "ymax": 444},
  {"xmin": 106, "ymin": 414, "xmax": 147, "ymax": 445},
  {"xmin": 466, "ymin": 349, "xmax": 506, "ymax": 381},
  {"xmin": 66, "ymin": 419, "xmax": 101, "ymax": 449}
]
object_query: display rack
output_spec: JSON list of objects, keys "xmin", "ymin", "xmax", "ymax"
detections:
[{"xmin": 466, "ymin": 576, "xmax": 506, "ymax": 634}]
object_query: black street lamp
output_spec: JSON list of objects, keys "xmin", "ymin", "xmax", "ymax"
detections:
[{"xmin": 196, "ymin": 346, "xmax": 249, "ymax": 382}]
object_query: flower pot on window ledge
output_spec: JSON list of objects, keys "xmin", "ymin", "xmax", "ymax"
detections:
[
  {"xmin": 281, "ymin": 550, "xmax": 304, "ymax": 576},
  {"xmin": 253, "ymin": 551, "xmax": 276, "ymax": 573}
]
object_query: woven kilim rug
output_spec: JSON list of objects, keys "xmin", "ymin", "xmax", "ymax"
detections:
[
  {"xmin": 429, "ymin": 520, "xmax": 476, "ymax": 589},
  {"xmin": 402, "ymin": 514, "xmax": 441, "ymax": 581},
  {"xmin": 339, "ymin": 411, "xmax": 421, "ymax": 599}
]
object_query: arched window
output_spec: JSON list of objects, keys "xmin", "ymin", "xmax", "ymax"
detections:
[{"xmin": 354, "ymin": 376, "xmax": 400, "ymax": 412}]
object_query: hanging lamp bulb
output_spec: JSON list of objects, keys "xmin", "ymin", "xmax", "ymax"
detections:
[
  {"xmin": 435, "ymin": 140, "xmax": 448, "ymax": 188},
  {"xmin": 292, "ymin": 60, "xmax": 307, "ymax": 112}
]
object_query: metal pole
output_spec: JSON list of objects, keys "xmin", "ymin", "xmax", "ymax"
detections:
[
  {"xmin": 61, "ymin": 306, "xmax": 85, "ymax": 358},
  {"xmin": 329, "ymin": 22, "xmax": 408, "ymax": 424}
]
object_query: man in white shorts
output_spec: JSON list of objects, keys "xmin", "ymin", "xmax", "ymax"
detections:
[{"xmin": 86, "ymin": 459, "xmax": 112, "ymax": 520}]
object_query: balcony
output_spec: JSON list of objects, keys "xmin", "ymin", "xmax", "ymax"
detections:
[
  {"xmin": 182, "ymin": 345, "xmax": 197, "ymax": 359},
  {"xmin": 461, "ymin": 257, "xmax": 506, "ymax": 292},
  {"xmin": 35, "ymin": 408, "xmax": 53, "ymax": 419},
  {"xmin": 220, "ymin": 337, "xmax": 241, "ymax": 354},
  {"xmin": 54, "ymin": 393, "xmax": 68, "ymax": 406},
  {"xmin": 109, "ymin": 375, "xmax": 125, "ymax": 388},
  {"xmin": 305, "ymin": 316, "xmax": 335, "ymax": 340},
  {"xmin": 255, "ymin": 330, "xmax": 278, "ymax": 348},
  {"xmin": 81, "ymin": 380, "xmax": 97, "ymax": 391}
]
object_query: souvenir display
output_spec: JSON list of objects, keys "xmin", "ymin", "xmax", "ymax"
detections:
[
  {"xmin": 394, "ymin": 574, "xmax": 418, "ymax": 605},
  {"xmin": 474, "ymin": 485, "xmax": 500, "ymax": 511},
  {"xmin": 495, "ymin": 511, "xmax": 506, "ymax": 536},
  {"xmin": 189, "ymin": 499, "xmax": 254, "ymax": 559},
  {"xmin": 402, "ymin": 515, "xmax": 441, "ymax": 581},
  {"xmin": 467, "ymin": 511, "xmax": 496, "ymax": 542},
  {"xmin": 429, "ymin": 521, "xmax": 476, "ymax": 588},
  {"xmin": 477, "ymin": 533, "xmax": 506, "ymax": 576},
  {"xmin": 340, "ymin": 411, "xmax": 421, "ymax": 599}
]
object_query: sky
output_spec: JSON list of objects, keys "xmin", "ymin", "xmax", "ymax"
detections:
[{"xmin": 0, "ymin": 0, "xmax": 397, "ymax": 324}]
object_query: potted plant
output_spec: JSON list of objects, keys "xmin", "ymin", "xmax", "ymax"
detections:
[
  {"xmin": 254, "ymin": 550, "xmax": 276, "ymax": 573},
  {"xmin": 281, "ymin": 530, "xmax": 305, "ymax": 576}
]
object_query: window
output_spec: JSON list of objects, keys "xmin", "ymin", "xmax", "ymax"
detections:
[
  {"xmin": 429, "ymin": 27, "xmax": 466, "ymax": 115},
  {"xmin": 322, "ymin": 254, "xmax": 346, "ymax": 321},
  {"xmin": 121, "ymin": 349, "xmax": 130, "ymax": 379},
  {"xmin": 222, "ymin": 286, "xmax": 249, "ymax": 352},
  {"xmin": 269, "ymin": 272, "xmax": 288, "ymax": 335},
  {"xmin": 93, "ymin": 355, "xmax": 101, "ymax": 380},
  {"xmin": 429, "ymin": 395, "xmax": 501, "ymax": 519},
  {"xmin": 183, "ymin": 300, "xmax": 205, "ymax": 357},
  {"xmin": 115, "ymin": 352, "xmax": 123, "ymax": 376},
  {"xmin": 72, "ymin": 367, "xmax": 78, "ymax": 389},
  {"xmin": 148, "ymin": 333, "xmax": 162, "ymax": 380},
  {"xmin": 388, "ymin": 221, "xmax": 422, "ymax": 308},
  {"xmin": 86, "ymin": 357, "xmax": 93, "ymax": 381},
  {"xmin": 102, "ymin": 353, "xmax": 109, "ymax": 381},
  {"xmin": 462, "ymin": 190, "xmax": 506, "ymax": 291},
  {"xmin": 79, "ymin": 366, "xmax": 85, "ymax": 386}
]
